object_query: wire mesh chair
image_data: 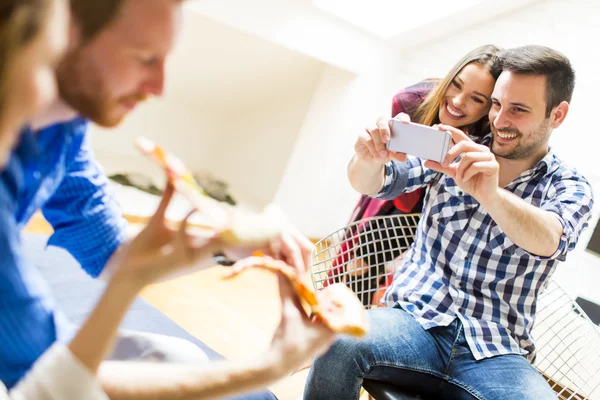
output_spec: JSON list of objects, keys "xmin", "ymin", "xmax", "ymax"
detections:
[
  {"xmin": 310, "ymin": 215, "xmax": 600, "ymax": 400},
  {"xmin": 532, "ymin": 280, "xmax": 600, "ymax": 399}
]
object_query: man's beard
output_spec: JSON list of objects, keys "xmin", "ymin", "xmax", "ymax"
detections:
[
  {"xmin": 491, "ymin": 120, "xmax": 550, "ymax": 160},
  {"xmin": 56, "ymin": 51, "xmax": 148, "ymax": 128}
]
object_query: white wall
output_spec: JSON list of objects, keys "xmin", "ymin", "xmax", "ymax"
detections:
[
  {"xmin": 187, "ymin": 0, "xmax": 392, "ymax": 75},
  {"xmin": 210, "ymin": 72, "xmax": 323, "ymax": 208},
  {"xmin": 91, "ymin": 99, "xmax": 226, "ymax": 182},
  {"xmin": 274, "ymin": 58, "xmax": 407, "ymax": 237},
  {"xmin": 91, "ymin": 10, "xmax": 326, "ymax": 210},
  {"xmin": 396, "ymin": 0, "xmax": 600, "ymax": 184}
]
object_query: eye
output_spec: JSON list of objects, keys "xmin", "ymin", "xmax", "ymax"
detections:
[
  {"xmin": 472, "ymin": 96, "xmax": 484, "ymax": 104},
  {"xmin": 491, "ymin": 99, "xmax": 500, "ymax": 107},
  {"xmin": 451, "ymin": 80, "xmax": 462, "ymax": 90},
  {"xmin": 139, "ymin": 55, "xmax": 159, "ymax": 67},
  {"xmin": 513, "ymin": 107, "xmax": 527, "ymax": 114}
]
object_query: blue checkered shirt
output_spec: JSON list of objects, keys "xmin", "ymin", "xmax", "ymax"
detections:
[
  {"xmin": 0, "ymin": 119, "xmax": 126, "ymax": 387},
  {"xmin": 375, "ymin": 134, "xmax": 594, "ymax": 360}
]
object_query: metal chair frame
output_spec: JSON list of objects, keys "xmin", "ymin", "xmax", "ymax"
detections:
[{"xmin": 311, "ymin": 215, "xmax": 600, "ymax": 399}]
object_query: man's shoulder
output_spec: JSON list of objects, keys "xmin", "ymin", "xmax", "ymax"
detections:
[
  {"xmin": 35, "ymin": 117, "xmax": 91, "ymax": 158},
  {"xmin": 37, "ymin": 117, "xmax": 89, "ymax": 137},
  {"xmin": 546, "ymin": 152, "xmax": 590, "ymax": 184}
]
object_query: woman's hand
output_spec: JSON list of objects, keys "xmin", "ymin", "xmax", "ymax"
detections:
[{"xmin": 109, "ymin": 182, "xmax": 221, "ymax": 288}]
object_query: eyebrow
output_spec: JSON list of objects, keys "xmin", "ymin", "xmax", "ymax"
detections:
[{"xmin": 490, "ymin": 97, "xmax": 532, "ymax": 109}]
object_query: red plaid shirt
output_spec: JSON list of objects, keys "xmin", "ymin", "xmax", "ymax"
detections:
[
  {"xmin": 350, "ymin": 80, "xmax": 436, "ymax": 223},
  {"xmin": 327, "ymin": 81, "xmax": 436, "ymax": 286}
]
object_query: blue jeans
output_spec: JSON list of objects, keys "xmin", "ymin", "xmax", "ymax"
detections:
[{"xmin": 304, "ymin": 307, "xmax": 555, "ymax": 399}]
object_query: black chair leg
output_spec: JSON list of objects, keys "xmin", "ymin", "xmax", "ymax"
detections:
[{"xmin": 362, "ymin": 379, "xmax": 423, "ymax": 400}]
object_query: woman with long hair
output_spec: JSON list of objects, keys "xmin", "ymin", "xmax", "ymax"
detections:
[{"xmin": 339, "ymin": 44, "xmax": 502, "ymax": 306}]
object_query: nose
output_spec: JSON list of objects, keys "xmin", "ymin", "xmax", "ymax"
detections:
[
  {"xmin": 142, "ymin": 61, "xmax": 166, "ymax": 97},
  {"xmin": 452, "ymin": 92, "xmax": 467, "ymax": 108},
  {"xmin": 491, "ymin": 107, "xmax": 511, "ymax": 130}
]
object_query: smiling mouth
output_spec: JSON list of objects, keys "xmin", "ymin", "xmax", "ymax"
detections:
[
  {"xmin": 496, "ymin": 131, "xmax": 518, "ymax": 140},
  {"xmin": 445, "ymin": 102, "xmax": 465, "ymax": 118}
]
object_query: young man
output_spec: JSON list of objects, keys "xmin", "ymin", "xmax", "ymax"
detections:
[
  {"xmin": 304, "ymin": 45, "xmax": 594, "ymax": 399},
  {"xmin": 0, "ymin": 0, "xmax": 320, "ymax": 398}
]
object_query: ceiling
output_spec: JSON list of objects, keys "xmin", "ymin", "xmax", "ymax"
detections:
[{"xmin": 165, "ymin": 10, "xmax": 326, "ymax": 111}]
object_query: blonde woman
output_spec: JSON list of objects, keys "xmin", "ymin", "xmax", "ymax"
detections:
[{"xmin": 340, "ymin": 45, "xmax": 502, "ymax": 306}]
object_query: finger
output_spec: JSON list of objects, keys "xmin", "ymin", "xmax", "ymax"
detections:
[
  {"xmin": 373, "ymin": 117, "xmax": 390, "ymax": 156},
  {"xmin": 278, "ymin": 274, "xmax": 304, "ymax": 321},
  {"xmin": 393, "ymin": 112, "xmax": 411, "ymax": 124},
  {"xmin": 436, "ymin": 124, "xmax": 472, "ymax": 145},
  {"xmin": 456, "ymin": 152, "xmax": 493, "ymax": 181},
  {"xmin": 391, "ymin": 152, "xmax": 407, "ymax": 163},
  {"xmin": 424, "ymin": 160, "xmax": 456, "ymax": 178},
  {"xmin": 151, "ymin": 181, "xmax": 175, "ymax": 223},
  {"xmin": 280, "ymin": 231, "xmax": 305, "ymax": 273},
  {"xmin": 357, "ymin": 130, "xmax": 378, "ymax": 159},
  {"xmin": 180, "ymin": 209, "xmax": 213, "ymax": 248},
  {"xmin": 360, "ymin": 128, "xmax": 379, "ymax": 157},
  {"xmin": 287, "ymin": 226, "xmax": 314, "ymax": 274},
  {"xmin": 443, "ymin": 141, "xmax": 489, "ymax": 167},
  {"xmin": 463, "ymin": 161, "xmax": 498, "ymax": 182},
  {"xmin": 269, "ymin": 237, "xmax": 282, "ymax": 260},
  {"xmin": 177, "ymin": 209, "xmax": 199, "ymax": 262},
  {"xmin": 179, "ymin": 210, "xmax": 223, "ymax": 263}
]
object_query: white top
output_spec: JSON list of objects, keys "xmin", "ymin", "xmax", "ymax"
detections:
[{"xmin": 1, "ymin": 343, "xmax": 108, "ymax": 400}]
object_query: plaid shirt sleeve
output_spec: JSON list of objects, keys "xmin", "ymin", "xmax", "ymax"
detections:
[
  {"xmin": 42, "ymin": 132, "xmax": 127, "ymax": 278},
  {"xmin": 371, "ymin": 156, "xmax": 439, "ymax": 200},
  {"xmin": 540, "ymin": 172, "xmax": 594, "ymax": 261}
]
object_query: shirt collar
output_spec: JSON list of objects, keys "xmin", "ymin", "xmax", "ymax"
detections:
[
  {"xmin": 15, "ymin": 126, "xmax": 40, "ymax": 165},
  {"xmin": 34, "ymin": 117, "xmax": 88, "ymax": 152}
]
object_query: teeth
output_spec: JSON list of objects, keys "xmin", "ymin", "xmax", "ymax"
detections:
[
  {"xmin": 446, "ymin": 104, "xmax": 464, "ymax": 118},
  {"xmin": 497, "ymin": 132, "xmax": 517, "ymax": 140}
]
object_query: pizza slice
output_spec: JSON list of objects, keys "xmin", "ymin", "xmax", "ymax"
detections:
[
  {"xmin": 135, "ymin": 136, "xmax": 285, "ymax": 247},
  {"xmin": 227, "ymin": 256, "xmax": 369, "ymax": 338}
]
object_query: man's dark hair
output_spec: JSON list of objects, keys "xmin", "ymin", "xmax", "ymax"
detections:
[
  {"xmin": 493, "ymin": 45, "xmax": 575, "ymax": 117},
  {"xmin": 70, "ymin": 0, "xmax": 186, "ymax": 42},
  {"xmin": 70, "ymin": 0, "xmax": 124, "ymax": 41}
]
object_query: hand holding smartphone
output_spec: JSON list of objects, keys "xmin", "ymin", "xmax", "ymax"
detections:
[{"xmin": 386, "ymin": 119, "xmax": 452, "ymax": 163}]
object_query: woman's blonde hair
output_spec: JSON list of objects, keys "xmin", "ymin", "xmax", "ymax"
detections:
[
  {"xmin": 413, "ymin": 44, "xmax": 502, "ymax": 137},
  {"xmin": 0, "ymin": 0, "xmax": 50, "ymax": 105}
]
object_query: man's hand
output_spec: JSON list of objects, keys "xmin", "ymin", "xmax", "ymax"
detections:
[
  {"xmin": 266, "ymin": 276, "xmax": 335, "ymax": 377},
  {"xmin": 265, "ymin": 224, "xmax": 314, "ymax": 274},
  {"xmin": 424, "ymin": 124, "xmax": 500, "ymax": 207}
]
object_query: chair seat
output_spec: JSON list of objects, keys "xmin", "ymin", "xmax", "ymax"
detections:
[{"xmin": 363, "ymin": 379, "xmax": 423, "ymax": 400}]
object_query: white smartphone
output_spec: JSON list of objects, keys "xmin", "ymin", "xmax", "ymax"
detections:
[{"xmin": 387, "ymin": 120, "xmax": 452, "ymax": 163}]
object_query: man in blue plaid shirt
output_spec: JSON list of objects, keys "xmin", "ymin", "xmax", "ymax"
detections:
[{"xmin": 305, "ymin": 46, "xmax": 594, "ymax": 399}]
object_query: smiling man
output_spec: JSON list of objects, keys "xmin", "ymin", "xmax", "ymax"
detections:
[{"xmin": 306, "ymin": 45, "xmax": 594, "ymax": 399}]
